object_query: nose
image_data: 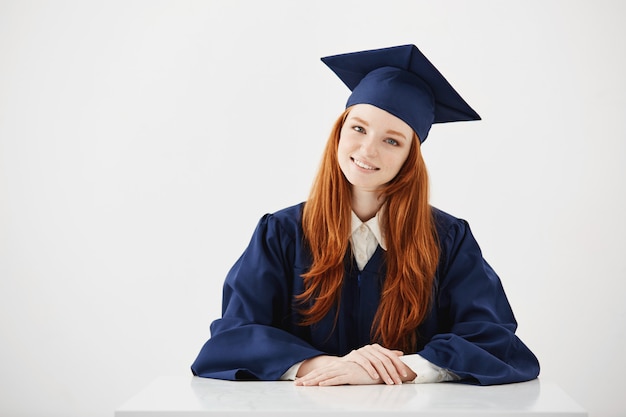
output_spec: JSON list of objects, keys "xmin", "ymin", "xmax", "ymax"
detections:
[{"xmin": 360, "ymin": 136, "xmax": 378, "ymax": 157}]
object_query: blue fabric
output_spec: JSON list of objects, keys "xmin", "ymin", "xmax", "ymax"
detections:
[
  {"xmin": 321, "ymin": 44, "xmax": 481, "ymax": 142},
  {"xmin": 191, "ymin": 203, "xmax": 540, "ymax": 385}
]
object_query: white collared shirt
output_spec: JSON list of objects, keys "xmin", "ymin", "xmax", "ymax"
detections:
[{"xmin": 350, "ymin": 210, "xmax": 386, "ymax": 270}]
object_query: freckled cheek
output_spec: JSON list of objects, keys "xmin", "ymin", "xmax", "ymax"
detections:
[
  {"xmin": 336, "ymin": 142, "xmax": 348, "ymax": 162},
  {"xmin": 337, "ymin": 137, "xmax": 357, "ymax": 160},
  {"xmin": 336, "ymin": 144, "xmax": 352, "ymax": 174},
  {"xmin": 386, "ymin": 154, "xmax": 409, "ymax": 176},
  {"xmin": 338, "ymin": 133, "xmax": 356, "ymax": 150}
]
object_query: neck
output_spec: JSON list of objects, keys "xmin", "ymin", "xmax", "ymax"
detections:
[{"xmin": 351, "ymin": 189, "xmax": 383, "ymax": 222}]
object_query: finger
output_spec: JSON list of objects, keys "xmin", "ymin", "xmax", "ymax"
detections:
[
  {"xmin": 317, "ymin": 374, "xmax": 350, "ymax": 386},
  {"xmin": 295, "ymin": 369, "xmax": 325, "ymax": 386},
  {"xmin": 298, "ymin": 371, "xmax": 354, "ymax": 387},
  {"xmin": 359, "ymin": 345, "xmax": 404, "ymax": 385},
  {"xmin": 371, "ymin": 345, "xmax": 409, "ymax": 378},
  {"xmin": 358, "ymin": 349, "xmax": 397, "ymax": 385},
  {"xmin": 346, "ymin": 346, "xmax": 393, "ymax": 384},
  {"xmin": 344, "ymin": 350, "xmax": 379, "ymax": 380},
  {"xmin": 295, "ymin": 365, "xmax": 340, "ymax": 386},
  {"xmin": 296, "ymin": 360, "xmax": 381, "ymax": 386},
  {"xmin": 370, "ymin": 345, "xmax": 409, "ymax": 376}
]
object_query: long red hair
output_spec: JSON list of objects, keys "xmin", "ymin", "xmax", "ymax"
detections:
[{"xmin": 298, "ymin": 108, "xmax": 439, "ymax": 352}]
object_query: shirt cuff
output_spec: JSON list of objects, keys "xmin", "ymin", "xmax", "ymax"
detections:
[
  {"xmin": 280, "ymin": 361, "xmax": 304, "ymax": 381},
  {"xmin": 400, "ymin": 354, "xmax": 459, "ymax": 384}
]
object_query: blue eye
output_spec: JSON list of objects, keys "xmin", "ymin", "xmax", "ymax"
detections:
[
  {"xmin": 353, "ymin": 125, "xmax": 365, "ymax": 133},
  {"xmin": 385, "ymin": 138, "xmax": 399, "ymax": 146}
]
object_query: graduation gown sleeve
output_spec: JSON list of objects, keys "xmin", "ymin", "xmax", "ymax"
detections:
[
  {"xmin": 417, "ymin": 209, "xmax": 540, "ymax": 385},
  {"xmin": 191, "ymin": 207, "xmax": 324, "ymax": 381}
]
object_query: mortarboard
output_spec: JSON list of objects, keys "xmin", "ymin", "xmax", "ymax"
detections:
[{"xmin": 321, "ymin": 44, "xmax": 481, "ymax": 142}]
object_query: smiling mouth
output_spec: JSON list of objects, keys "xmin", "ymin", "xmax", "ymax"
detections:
[{"xmin": 352, "ymin": 158, "xmax": 378, "ymax": 170}]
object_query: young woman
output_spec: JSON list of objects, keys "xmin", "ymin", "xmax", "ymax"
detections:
[{"xmin": 191, "ymin": 44, "xmax": 540, "ymax": 386}]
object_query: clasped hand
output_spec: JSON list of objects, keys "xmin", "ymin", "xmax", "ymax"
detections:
[{"xmin": 294, "ymin": 344, "xmax": 417, "ymax": 386}]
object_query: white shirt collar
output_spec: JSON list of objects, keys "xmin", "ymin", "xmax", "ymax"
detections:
[{"xmin": 350, "ymin": 210, "xmax": 387, "ymax": 251}]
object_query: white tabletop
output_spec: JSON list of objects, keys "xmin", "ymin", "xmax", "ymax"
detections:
[{"xmin": 115, "ymin": 376, "xmax": 587, "ymax": 417}]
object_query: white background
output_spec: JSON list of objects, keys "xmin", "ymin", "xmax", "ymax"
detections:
[{"xmin": 1, "ymin": 1, "xmax": 624, "ymax": 416}]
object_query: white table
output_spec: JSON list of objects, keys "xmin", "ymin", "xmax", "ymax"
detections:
[{"xmin": 115, "ymin": 376, "xmax": 587, "ymax": 416}]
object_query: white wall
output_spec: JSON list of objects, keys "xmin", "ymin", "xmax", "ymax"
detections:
[{"xmin": 1, "ymin": 1, "xmax": 624, "ymax": 416}]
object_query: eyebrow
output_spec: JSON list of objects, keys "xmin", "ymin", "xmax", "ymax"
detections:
[{"xmin": 350, "ymin": 116, "xmax": 409, "ymax": 141}]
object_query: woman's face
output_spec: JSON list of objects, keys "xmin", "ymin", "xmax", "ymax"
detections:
[{"xmin": 337, "ymin": 104, "xmax": 414, "ymax": 193}]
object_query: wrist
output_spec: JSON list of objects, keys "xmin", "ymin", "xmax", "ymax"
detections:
[{"xmin": 297, "ymin": 355, "xmax": 334, "ymax": 377}]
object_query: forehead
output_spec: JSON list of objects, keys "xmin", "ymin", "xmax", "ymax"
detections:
[{"xmin": 346, "ymin": 104, "xmax": 414, "ymax": 137}]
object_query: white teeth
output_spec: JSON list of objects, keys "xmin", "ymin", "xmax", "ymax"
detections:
[{"xmin": 353, "ymin": 158, "xmax": 376, "ymax": 170}]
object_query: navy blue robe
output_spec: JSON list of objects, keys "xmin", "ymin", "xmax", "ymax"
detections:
[{"xmin": 191, "ymin": 203, "xmax": 540, "ymax": 385}]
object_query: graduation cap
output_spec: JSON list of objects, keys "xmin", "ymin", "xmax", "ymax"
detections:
[{"xmin": 321, "ymin": 44, "xmax": 480, "ymax": 142}]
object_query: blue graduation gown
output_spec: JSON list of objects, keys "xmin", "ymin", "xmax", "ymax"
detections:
[{"xmin": 191, "ymin": 203, "xmax": 540, "ymax": 385}]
